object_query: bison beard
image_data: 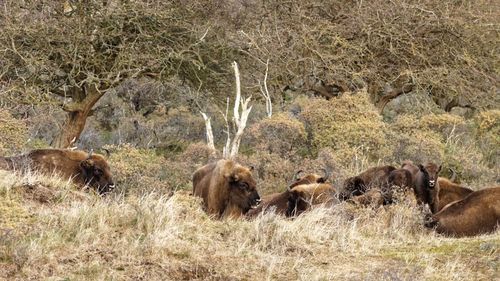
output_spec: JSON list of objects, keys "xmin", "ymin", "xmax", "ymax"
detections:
[
  {"xmin": 192, "ymin": 159, "xmax": 260, "ymax": 219},
  {"xmin": 0, "ymin": 149, "xmax": 115, "ymax": 194}
]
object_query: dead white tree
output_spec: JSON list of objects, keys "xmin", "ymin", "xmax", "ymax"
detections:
[
  {"xmin": 200, "ymin": 112, "xmax": 215, "ymax": 152},
  {"xmin": 200, "ymin": 61, "xmax": 253, "ymax": 160},
  {"xmin": 259, "ymin": 59, "xmax": 272, "ymax": 117}
]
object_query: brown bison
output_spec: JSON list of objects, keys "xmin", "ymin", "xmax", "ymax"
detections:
[
  {"xmin": 0, "ymin": 149, "xmax": 115, "ymax": 194},
  {"xmin": 340, "ymin": 165, "xmax": 396, "ymax": 201},
  {"xmin": 246, "ymin": 170, "xmax": 330, "ymax": 217},
  {"xmin": 425, "ymin": 187, "xmax": 500, "ymax": 237},
  {"xmin": 192, "ymin": 159, "xmax": 261, "ymax": 219},
  {"xmin": 434, "ymin": 177, "xmax": 474, "ymax": 213},
  {"xmin": 286, "ymin": 183, "xmax": 338, "ymax": 217},
  {"xmin": 350, "ymin": 188, "xmax": 385, "ymax": 207},
  {"xmin": 401, "ymin": 160, "xmax": 441, "ymax": 209}
]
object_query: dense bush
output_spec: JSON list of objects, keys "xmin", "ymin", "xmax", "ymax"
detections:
[
  {"xmin": 299, "ymin": 92, "xmax": 393, "ymax": 165},
  {"xmin": 474, "ymin": 110, "xmax": 500, "ymax": 167},
  {"xmin": 0, "ymin": 110, "xmax": 28, "ymax": 154},
  {"xmin": 247, "ymin": 113, "xmax": 307, "ymax": 158}
]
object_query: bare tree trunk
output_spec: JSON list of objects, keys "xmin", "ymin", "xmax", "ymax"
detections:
[
  {"xmin": 229, "ymin": 62, "xmax": 252, "ymax": 159},
  {"xmin": 200, "ymin": 112, "xmax": 217, "ymax": 156},
  {"xmin": 52, "ymin": 84, "xmax": 105, "ymax": 148},
  {"xmin": 259, "ymin": 59, "xmax": 272, "ymax": 118},
  {"xmin": 199, "ymin": 62, "xmax": 253, "ymax": 160}
]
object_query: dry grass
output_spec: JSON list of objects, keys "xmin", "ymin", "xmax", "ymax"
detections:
[{"xmin": 0, "ymin": 170, "xmax": 498, "ymax": 281}]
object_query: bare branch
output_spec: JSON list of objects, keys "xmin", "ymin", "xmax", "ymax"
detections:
[
  {"xmin": 221, "ymin": 97, "xmax": 231, "ymax": 159},
  {"xmin": 229, "ymin": 62, "xmax": 252, "ymax": 159},
  {"xmin": 200, "ymin": 112, "xmax": 216, "ymax": 154},
  {"xmin": 232, "ymin": 61, "xmax": 241, "ymax": 128},
  {"xmin": 259, "ymin": 59, "xmax": 272, "ymax": 117}
]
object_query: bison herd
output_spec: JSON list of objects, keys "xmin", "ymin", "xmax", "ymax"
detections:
[
  {"xmin": 192, "ymin": 158, "xmax": 499, "ymax": 238},
  {"xmin": 1, "ymin": 148, "xmax": 499, "ymax": 238}
]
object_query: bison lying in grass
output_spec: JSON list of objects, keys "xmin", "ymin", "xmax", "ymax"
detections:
[
  {"xmin": 341, "ymin": 165, "xmax": 413, "ymax": 206},
  {"xmin": 0, "ymin": 149, "xmax": 115, "ymax": 194},
  {"xmin": 192, "ymin": 159, "xmax": 261, "ymax": 219},
  {"xmin": 426, "ymin": 187, "xmax": 500, "ymax": 237},
  {"xmin": 246, "ymin": 170, "xmax": 332, "ymax": 217}
]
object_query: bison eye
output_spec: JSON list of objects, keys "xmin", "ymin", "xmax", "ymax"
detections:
[
  {"xmin": 238, "ymin": 182, "xmax": 249, "ymax": 190},
  {"xmin": 94, "ymin": 168, "xmax": 103, "ymax": 176}
]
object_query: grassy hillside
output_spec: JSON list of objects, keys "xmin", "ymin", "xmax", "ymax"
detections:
[{"xmin": 1, "ymin": 170, "xmax": 498, "ymax": 280}]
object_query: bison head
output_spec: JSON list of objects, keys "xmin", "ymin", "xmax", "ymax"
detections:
[
  {"xmin": 418, "ymin": 163, "xmax": 441, "ymax": 189},
  {"xmin": 80, "ymin": 152, "xmax": 115, "ymax": 194},
  {"xmin": 227, "ymin": 165, "xmax": 260, "ymax": 213},
  {"xmin": 288, "ymin": 169, "xmax": 329, "ymax": 189},
  {"xmin": 286, "ymin": 183, "xmax": 337, "ymax": 217},
  {"xmin": 286, "ymin": 188, "xmax": 311, "ymax": 217},
  {"xmin": 339, "ymin": 176, "xmax": 365, "ymax": 201}
]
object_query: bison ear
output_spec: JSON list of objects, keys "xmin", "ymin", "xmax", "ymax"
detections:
[
  {"xmin": 80, "ymin": 159, "xmax": 95, "ymax": 170},
  {"xmin": 418, "ymin": 164, "xmax": 425, "ymax": 172}
]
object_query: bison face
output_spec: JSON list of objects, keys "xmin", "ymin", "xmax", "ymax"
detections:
[
  {"xmin": 228, "ymin": 168, "xmax": 260, "ymax": 213},
  {"xmin": 339, "ymin": 176, "xmax": 365, "ymax": 201},
  {"xmin": 80, "ymin": 157, "xmax": 115, "ymax": 194},
  {"xmin": 418, "ymin": 163, "xmax": 441, "ymax": 189},
  {"xmin": 286, "ymin": 189, "xmax": 310, "ymax": 217},
  {"xmin": 289, "ymin": 169, "xmax": 330, "ymax": 189}
]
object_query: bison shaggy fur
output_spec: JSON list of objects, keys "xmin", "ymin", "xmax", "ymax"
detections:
[
  {"xmin": 402, "ymin": 160, "xmax": 441, "ymax": 209},
  {"xmin": 340, "ymin": 165, "xmax": 396, "ymax": 200},
  {"xmin": 246, "ymin": 172, "xmax": 328, "ymax": 217},
  {"xmin": 426, "ymin": 187, "xmax": 500, "ymax": 237},
  {"xmin": 0, "ymin": 149, "xmax": 115, "ymax": 194},
  {"xmin": 433, "ymin": 177, "xmax": 474, "ymax": 213},
  {"xmin": 286, "ymin": 183, "xmax": 338, "ymax": 217},
  {"xmin": 192, "ymin": 159, "xmax": 260, "ymax": 219}
]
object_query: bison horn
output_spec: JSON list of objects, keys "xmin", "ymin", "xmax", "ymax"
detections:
[
  {"xmin": 102, "ymin": 148, "xmax": 111, "ymax": 158},
  {"xmin": 294, "ymin": 170, "xmax": 304, "ymax": 181},
  {"xmin": 87, "ymin": 149, "xmax": 94, "ymax": 159},
  {"xmin": 449, "ymin": 168, "xmax": 457, "ymax": 182},
  {"xmin": 321, "ymin": 168, "xmax": 331, "ymax": 182}
]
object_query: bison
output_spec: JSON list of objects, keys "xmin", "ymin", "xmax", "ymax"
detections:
[
  {"xmin": 192, "ymin": 159, "xmax": 261, "ymax": 219},
  {"xmin": 340, "ymin": 165, "xmax": 412, "ymax": 205},
  {"xmin": 425, "ymin": 187, "xmax": 500, "ymax": 237},
  {"xmin": 0, "ymin": 149, "xmax": 115, "ymax": 194},
  {"xmin": 401, "ymin": 160, "xmax": 441, "ymax": 210},
  {"xmin": 350, "ymin": 188, "xmax": 385, "ymax": 207},
  {"xmin": 286, "ymin": 183, "xmax": 338, "ymax": 217},
  {"xmin": 246, "ymin": 170, "xmax": 330, "ymax": 217},
  {"xmin": 434, "ymin": 177, "xmax": 474, "ymax": 213}
]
